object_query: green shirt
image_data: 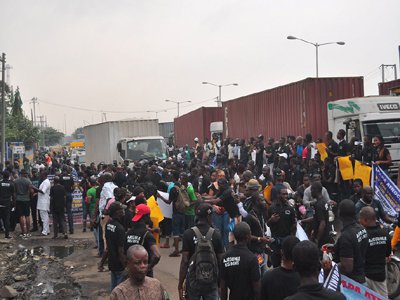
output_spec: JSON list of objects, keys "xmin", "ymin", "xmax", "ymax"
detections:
[
  {"xmin": 185, "ymin": 184, "xmax": 197, "ymax": 216},
  {"xmin": 86, "ymin": 186, "xmax": 98, "ymax": 215}
]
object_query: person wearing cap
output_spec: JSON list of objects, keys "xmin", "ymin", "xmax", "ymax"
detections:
[
  {"xmin": 123, "ymin": 196, "xmax": 136, "ymax": 230},
  {"xmin": 125, "ymin": 204, "xmax": 161, "ymax": 277},
  {"xmin": 194, "ymin": 137, "xmax": 202, "ymax": 159},
  {"xmin": 106, "ymin": 201, "xmax": 127, "ymax": 291},
  {"xmin": 178, "ymin": 203, "xmax": 224, "ymax": 300}
]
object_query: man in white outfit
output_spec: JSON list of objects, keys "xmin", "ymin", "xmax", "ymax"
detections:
[{"xmin": 37, "ymin": 171, "xmax": 51, "ymax": 236}]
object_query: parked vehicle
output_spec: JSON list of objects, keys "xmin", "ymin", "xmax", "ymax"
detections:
[{"xmin": 83, "ymin": 119, "xmax": 159, "ymax": 164}]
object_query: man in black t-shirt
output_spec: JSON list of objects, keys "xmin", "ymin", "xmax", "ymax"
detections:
[
  {"xmin": 359, "ymin": 206, "xmax": 391, "ymax": 298},
  {"xmin": 50, "ymin": 176, "xmax": 67, "ymax": 239},
  {"xmin": 178, "ymin": 203, "xmax": 224, "ymax": 300},
  {"xmin": 0, "ymin": 171, "xmax": 15, "ymax": 239},
  {"xmin": 29, "ymin": 168, "xmax": 40, "ymax": 232},
  {"xmin": 106, "ymin": 201, "xmax": 127, "ymax": 291},
  {"xmin": 325, "ymin": 131, "xmax": 339, "ymax": 160},
  {"xmin": 261, "ymin": 236, "xmax": 300, "ymax": 300},
  {"xmin": 333, "ymin": 199, "xmax": 368, "ymax": 284},
  {"xmin": 220, "ymin": 222, "xmax": 260, "ymax": 300},
  {"xmin": 267, "ymin": 186, "xmax": 297, "ymax": 267},
  {"xmin": 59, "ymin": 167, "xmax": 75, "ymax": 234},
  {"xmin": 255, "ymin": 135, "xmax": 265, "ymax": 176},
  {"xmin": 286, "ymin": 241, "xmax": 345, "ymax": 300},
  {"xmin": 311, "ymin": 182, "xmax": 331, "ymax": 248},
  {"xmin": 125, "ymin": 204, "xmax": 160, "ymax": 277}
]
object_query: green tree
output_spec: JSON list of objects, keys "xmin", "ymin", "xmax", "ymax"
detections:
[
  {"xmin": 4, "ymin": 87, "xmax": 39, "ymax": 149},
  {"xmin": 40, "ymin": 127, "xmax": 64, "ymax": 146},
  {"xmin": 6, "ymin": 115, "xmax": 40, "ymax": 149}
]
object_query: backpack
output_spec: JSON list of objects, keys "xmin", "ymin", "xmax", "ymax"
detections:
[
  {"xmin": 175, "ymin": 185, "xmax": 191, "ymax": 213},
  {"xmin": 187, "ymin": 226, "xmax": 218, "ymax": 289}
]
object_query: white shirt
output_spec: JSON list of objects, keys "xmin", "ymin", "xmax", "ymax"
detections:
[
  {"xmin": 37, "ymin": 179, "xmax": 51, "ymax": 211},
  {"xmin": 99, "ymin": 182, "xmax": 117, "ymax": 216}
]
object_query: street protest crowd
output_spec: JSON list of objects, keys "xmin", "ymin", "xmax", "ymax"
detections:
[{"xmin": 0, "ymin": 130, "xmax": 400, "ymax": 300}]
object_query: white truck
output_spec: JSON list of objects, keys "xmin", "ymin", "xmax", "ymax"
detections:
[
  {"xmin": 327, "ymin": 96, "xmax": 400, "ymax": 177},
  {"xmin": 84, "ymin": 119, "xmax": 167, "ymax": 165}
]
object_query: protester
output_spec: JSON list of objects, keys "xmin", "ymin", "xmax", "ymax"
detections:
[
  {"xmin": 267, "ymin": 186, "xmax": 297, "ymax": 267},
  {"xmin": 14, "ymin": 169, "xmax": 35, "ymax": 237},
  {"xmin": 333, "ymin": 199, "xmax": 368, "ymax": 284},
  {"xmin": 37, "ymin": 171, "xmax": 51, "ymax": 236},
  {"xmin": 261, "ymin": 236, "xmax": 300, "ymax": 300},
  {"xmin": 286, "ymin": 240, "xmax": 345, "ymax": 300},
  {"xmin": 178, "ymin": 203, "xmax": 224, "ymax": 300},
  {"xmin": 110, "ymin": 245, "xmax": 168, "ymax": 300},
  {"xmin": 0, "ymin": 171, "xmax": 15, "ymax": 239},
  {"xmin": 50, "ymin": 176, "xmax": 68, "ymax": 239},
  {"xmin": 355, "ymin": 186, "xmax": 396, "ymax": 224},
  {"xmin": 59, "ymin": 166, "xmax": 76, "ymax": 234},
  {"xmin": 125, "ymin": 203, "xmax": 161, "ymax": 277},
  {"xmin": 106, "ymin": 201, "xmax": 127, "ymax": 291},
  {"xmin": 359, "ymin": 206, "xmax": 391, "ymax": 298},
  {"xmin": 220, "ymin": 222, "xmax": 260, "ymax": 300}
]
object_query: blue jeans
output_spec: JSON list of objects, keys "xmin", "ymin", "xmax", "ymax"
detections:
[
  {"xmin": 65, "ymin": 192, "xmax": 74, "ymax": 233},
  {"xmin": 186, "ymin": 283, "xmax": 218, "ymax": 300},
  {"xmin": 172, "ymin": 212, "xmax": 185, "ymax": 237},
  {"xmin": 110, "ymin": 270, "xmax": 124, "ymax": 291},
  {"xmin": 212, "ymin": 211, "xmax": 229, "ymax": 247}
]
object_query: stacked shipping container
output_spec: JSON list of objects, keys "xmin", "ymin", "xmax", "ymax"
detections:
[
  {"xmin": 379, "ymin": 79, "xmax": 400, "ymax": 96},
  {"xmin": 222, "ymin": 77, "xmax": 364, "ymax": 140},
  {"xmin": 174, "ymin": 107, "xmax": 223, "ymax": 146}
]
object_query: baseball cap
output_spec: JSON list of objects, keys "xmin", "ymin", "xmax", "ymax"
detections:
[
  {"xmin": 132, "ymin": 204, "xmax": 151, "ymax": 222},
  {"xmin": 194, "ymin": 137, "xmax": 199, "ymax": 142},
  {"xmin": 108, "ymin": 201, "xmax": 127, "ymax": 217},
  {"xmin": 246, "ymin": 179, "xmax": 260, "ymax": 190},
  {"xmin": 195, "ymin": 203, "xmax": 213, "ymax": 217}
]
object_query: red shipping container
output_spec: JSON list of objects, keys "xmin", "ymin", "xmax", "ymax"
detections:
[
  {"xmin": 174, "ymin": 107, "xmax": 223, "ymax": 147},
  {"xmin": 379, "ymin": 79, "xmax": 400, "ymax": 96},
  {"xmin": 222, "ymin": 77, "xmax": 364, "ymax": 141}
]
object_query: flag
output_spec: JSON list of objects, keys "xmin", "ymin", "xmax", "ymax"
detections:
[
  {"xmin": 354, "ymin": 160, "xmax": 372, "ymax": 186},
  {"xmin": 337, "ymin": 156, "xmax": 354, "ymax": 180},
  {"xmin": 316, "ymin": 143, "xmax": 328, "ymax": 162}
]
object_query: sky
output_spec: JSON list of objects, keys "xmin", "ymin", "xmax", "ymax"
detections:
[{"xmin": 1, "ymin": 0, "xmax": 399, "ymax": 135}]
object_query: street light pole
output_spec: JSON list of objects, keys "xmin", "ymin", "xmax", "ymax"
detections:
[
  {"xmin": 202, "ymin": 82, "xmax": 238, "ymax": 107},
  {"xmin": 165, "ymin": 100, "xmax": 191, "ymax": 117},
  {"xmin": 0, "ymin": 53, "xmax": 6, "ymax": 166},
  {"xmin": 287, "ymin": 36, "xmax": 345, "ymax": 78}
]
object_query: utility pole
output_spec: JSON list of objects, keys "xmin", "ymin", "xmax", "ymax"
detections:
[
  {"xmin": 0, "ymin": 53, "xmax": 6, "ymax": 166},
  {"xmin": 30, "ymin": 97, "xmax": 38, "ymax": 126},
  {"xmin": 380, "ymin": 64, "xmax": 397, "ymax": 82},
  {"xmin": 38, "ymin": 115, "xmax": 45, "ymax": 146}
]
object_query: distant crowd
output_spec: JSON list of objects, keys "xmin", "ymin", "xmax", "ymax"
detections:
[{"xmin": 0, "ymin": 130, "xmax": 399, "ymax": 299}]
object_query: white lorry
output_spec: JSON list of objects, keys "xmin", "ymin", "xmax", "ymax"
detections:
[
  {"xmin": 327, "ymin": 96, "xmax": 400, "ymax": 177},
  {"xmin": 84, "ymin": 119, "xmax": 167, "ymax": 165}
]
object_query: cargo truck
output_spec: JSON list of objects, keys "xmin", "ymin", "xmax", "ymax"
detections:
[
  {"xmin": 327, "ymin": 96, "xmax": 400, "ymax": 177},
  {"xmin": 83, "ymin": 119, "xmax": 166, "ymax": 164}
]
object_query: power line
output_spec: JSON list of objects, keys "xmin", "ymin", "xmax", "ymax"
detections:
[{"xmin": 38, "ymin": 96, "xmax": 219, "ymax": 114}]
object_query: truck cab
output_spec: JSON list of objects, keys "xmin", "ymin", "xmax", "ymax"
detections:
[
  {"xmin": 117, "ymin": 136, "xmax": 168, "ymax": 163},
  {"xmin": 327, "ymin": 96, "xmax": 400, "ymax": 178}
]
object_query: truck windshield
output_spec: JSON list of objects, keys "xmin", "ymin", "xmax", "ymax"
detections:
[
  {"xmin": 363, "ymin": 120, "xmax": 400, "ymax": 143},
  {"xmin": 126, "ymin": 139, "xmax": 167, "ymax": 161}
]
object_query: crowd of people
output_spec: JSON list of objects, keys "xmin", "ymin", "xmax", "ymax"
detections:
[{"xmin": 0, "ymin": 129, "xmax": 399, "ymax": 300}]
